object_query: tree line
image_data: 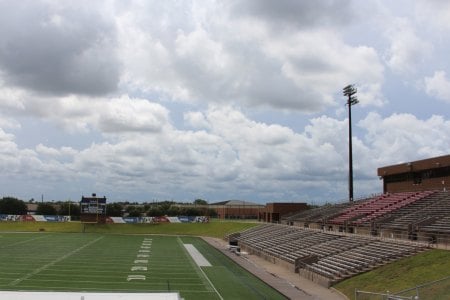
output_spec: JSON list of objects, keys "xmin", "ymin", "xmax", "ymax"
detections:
[{"xmin": 0, "ymin": 197, "xmax": 216, "ymax": 218}]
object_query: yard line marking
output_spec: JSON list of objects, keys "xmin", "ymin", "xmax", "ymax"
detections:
[
  {"xmin": 127, "ymin": 275, "xmax": 146, "ymax": 281},
  {"xmin": 8, "ymin": 236, "xmax": 104, "ymax": 286},
  {"xmin": 0, "ymin": 235, "xmax": 50, "ymax": 249},
  {"xmin": 134, "ymin": 259, "xmax": 148, "ymax": 264},
  {"xmin": 177, "ymin": 237, "xmax": 224, "ymax": 300}
]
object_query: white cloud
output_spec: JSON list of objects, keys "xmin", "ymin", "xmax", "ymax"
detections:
[
  {"xmin": 184, "ymin": 111, "xmax": 210, "ymax": 129},
  {"xmin": 359, "ymin": 112, "xmax": 450, "ymax": 166},
  {"xmin": 416, "ymin": 1, "xmax": 450, "ymax": 32},
  {"xmin": 117, "ymin": 1, "xmax": 384, "ymax": 112},
  {"xmin": 2, "ymin": 102, "xmax": 450, "ymax": 202},
  {"xmin": 35, "ymin": 144, "xmax": 61, "ymax": 157},
  {"xmin": 0, "ymin": 1, "xmax": 119, "ymax": 96},
  {"xmin": 265, "ymin": 29, "xmax": 384, "ymax": 109},
  {"xmin": 424, "ymin": 71, "xmax": 450, "ymax": 103},
  {"xmin": 385, "ymin": 18, "xmax": 432, "ymax": 75},
  {"xmin": 98, "ymin": 96, "xmax": 170, "ymax": 134},
  {"xmin": 0, "ymin": 89, "xmax": 171, "ymax": 135}
]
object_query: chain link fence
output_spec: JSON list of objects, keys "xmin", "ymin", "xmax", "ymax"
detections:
[
  {"xmin": 355, "ymin": 290, "xmax": 414, "ymax": 300},
  {"xmin": 355, "ymin": 276, "xmax": 450, "ymax": 300}
]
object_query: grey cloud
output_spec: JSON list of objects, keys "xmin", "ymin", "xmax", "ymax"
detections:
[
  {"xmin": 0, "ymin": 1, "xmax": 119, "ymax": 96},
  {"xmin": 229, "ymin": 0, "xmax": 353, "ymax": 30}
]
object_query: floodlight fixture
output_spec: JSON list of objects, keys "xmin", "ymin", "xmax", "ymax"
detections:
[{"xmin": 343, "ymin": 84, "xmax": 357, "ymax": 96}]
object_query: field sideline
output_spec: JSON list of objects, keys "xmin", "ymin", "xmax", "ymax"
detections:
[{"xmin": 0, "ymin": 232, "xmax": 285, "ymax": 300}]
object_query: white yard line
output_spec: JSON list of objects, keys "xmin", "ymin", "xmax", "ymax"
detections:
[
  {"xmin": 0, "ymin": 235, "xmax": 50, "ymax": 249},
  {"xmin": 177, "ymin": 237, "xmax": 224, "ymax": 300},
  {"xmin": 8, "ymin": 236, "xmax": 104, "ymax": 286}
]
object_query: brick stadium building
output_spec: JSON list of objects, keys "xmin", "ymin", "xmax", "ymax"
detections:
[
  {"xmin": 259, "ymin": 202, "xmax": 308, "ymax": 223},
  {"xmin": 209, "ymin": 200, "xmax": 264, "ymax": 220},
  {"xmin": 378, "ymin": 154, "xmax": 450, "ymax": 193},
  {"xmin": 209, "ymin": 200, "xmax": 307, "ymax": 222}
]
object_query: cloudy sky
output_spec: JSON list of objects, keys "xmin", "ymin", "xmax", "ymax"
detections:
[{"xmin": 1, "ymin": 0, "xmax": 449, "ymax": 204}]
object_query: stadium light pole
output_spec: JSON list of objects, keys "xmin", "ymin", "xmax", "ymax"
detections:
[{"xmin": 343, "ymin": 84, "xmax": 358, "ymax": 202}]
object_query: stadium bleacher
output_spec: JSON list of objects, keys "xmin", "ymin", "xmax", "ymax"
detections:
[
  {"xmin": 328, "ymin": 191, "xmax": 435, "ymax": 226},
  {"xmin": 231, "ymin": 191, "xmax": 450, "ymax": 286},
  {"xmin": 283, "ymin": 191, "xmax": 450, "ymax": 235},
  {"xmin": 232, "ymin": 224, "xmax": 426, "ymax": 285}
]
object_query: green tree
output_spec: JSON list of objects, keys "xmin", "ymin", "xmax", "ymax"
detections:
[
  {"xmin": 127, "ymin": 209, "xmax": 142, "ymax": 217},
  {"xmin": 0, "ymin": 197, "xmax": 27, "ymax": 215},
  {"xmin": 58, "ymin": 202, "xmax": 80, "ymax": 217},
  {"xmin": 147, "ymin": 206, "xmax": 163, "ymax": 217},
  {"xmin": 166, "ymin": 205, "xmax": 180, "ymax": 216},
  {"xmin": 36, "ymin": 203, "xmax": 57, "ymax": 215},
  {"xmin": 206, "ymin": 208, "xmax": 218, "ymax": 217},
  {"xmin": 193, "ymin": 199, "xmax": 208, "ymax": 205},
  {"xmin": 106, "ymin": 203, "xmax": 123, "ymax": 217}
]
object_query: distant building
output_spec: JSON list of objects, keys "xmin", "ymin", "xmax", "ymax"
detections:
[
  {"xmin": 378, "ymin": 154, "xmax": 450, "ymax": 193},
  {"xmin": 208, "ymin": 200, "xmax": 308, "ymax": 222},
  {"xmin": 80, "ymin": 193, "xmax": 107, "ymax": 223},
  {"xmin": 209, "ymin": 200, "xmax": 264, "ymax": 219},
  {"xmin": 259, "ymin": 202, "xmax": 308, "ymax": 223},
  {"xmin": 26, "ymin": 203, "xmax": 38, "ymax": 215}
]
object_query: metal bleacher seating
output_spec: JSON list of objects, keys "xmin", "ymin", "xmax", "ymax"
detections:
[
  {"xmin": 233, "ymin": 224, "xmax": 426, "ymax": 283},
  {"xmin": 377, "ymin": 191, "xmax": 450, "ymax": 231},
  {"xmin": 328, "ymin": 191, "xmax": 435, "ymax": 226}
]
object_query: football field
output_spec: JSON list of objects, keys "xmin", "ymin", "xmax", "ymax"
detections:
[{"xmin": 0, "ymin": 233, "xmax": 286, "ymax": 300}]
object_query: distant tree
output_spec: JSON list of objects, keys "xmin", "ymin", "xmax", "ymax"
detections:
[
  {"xmin": 158, "ymin": 201, "xmax": 173, "ymax": 212},
  {"xmin": 166, "ymin": 205, "xmax": 180, "ymax": 216},
  {"xmin": 193, "ymin": 199, "xmax": 208, "ymax": 205},
  {"xmin": 206, "ymin": 208, "xmax": 218, "ymax": 218},
  {"xmin": 182, "ymin": 207, "xmax": 201, "ymax": 216},
  {"xmin": 125, "ymin": 205, "xmax": 143, "ymax": 217},
  {"xmin": 127, "ymin": 209, "xmax": 142, "ymax": 217},
  {"xmin": 58, "ymin": 202, "xmax": 80, "ymax": 217},
  {"xmin": 106, "ymin": 203, "xmax": 123, "ymax": 217},
  {"xmin": 0, "ymin": 197, "xmax": 27, "ymax": 215},
  {"xmin": 36, "ymin": 203, "xmax": 57, "ymax": 215},
  {"xmin": 147, "ymin": 206, "xmax": 163, "ymax": 217}
]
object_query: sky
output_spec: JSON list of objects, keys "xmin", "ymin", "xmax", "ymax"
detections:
[{"xmin": 0, "ymin": 0, "xmax": 450, "ymax": 204}]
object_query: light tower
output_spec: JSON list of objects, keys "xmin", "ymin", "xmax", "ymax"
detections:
[{"xmin": 343, "ymin": 84, "xmax": 358, "ymax": 202}]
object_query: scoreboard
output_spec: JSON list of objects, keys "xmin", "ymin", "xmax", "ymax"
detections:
[{"xmin": 80, "ymin": 194, "xmax": 107, "ymax": 223}]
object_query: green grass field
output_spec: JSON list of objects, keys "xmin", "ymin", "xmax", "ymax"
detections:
[
  {"xmin": 0, "ymin": 232, "xmax": 286, "ymax": 300},
  {"xmin": 0, "ymin": 220, "xmax": 259, "ymax": 238},
  {"xmin": 3, "ymin": 221, "xmax": 450, "ymax": 299}
]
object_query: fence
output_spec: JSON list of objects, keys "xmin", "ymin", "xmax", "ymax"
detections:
[
  {"xmin": 355, "ymin": 276, "xmax": 450, "ymax": 300},
  {"xmin": 355, "ymin": 290, "xmax": 414, "ymax": 300}
]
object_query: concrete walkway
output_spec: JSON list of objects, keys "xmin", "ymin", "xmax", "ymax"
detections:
[{"xmin": 203, "ymin": 237, "xmax": 347, "ymax": 300}]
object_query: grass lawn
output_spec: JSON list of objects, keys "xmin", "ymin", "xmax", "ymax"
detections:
[
  {"xmin": 0, "ymin": 232, "xmax": 286, "ymax": 300},
  {"xmin": 0, "ymin": 220, "xmax": 259, "ymax": 238},
  {"xmin": 334, "ymin": 249, "xmax": 450, "ymax": 299}
]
